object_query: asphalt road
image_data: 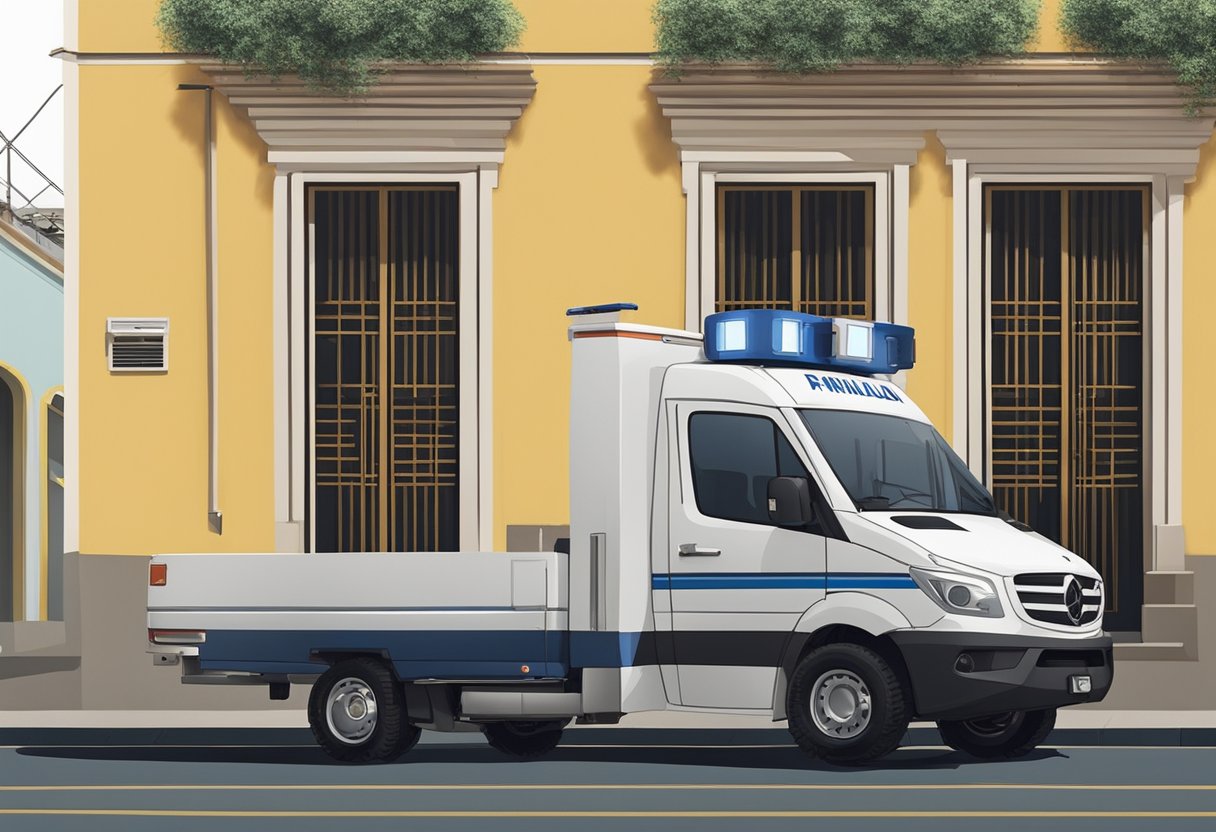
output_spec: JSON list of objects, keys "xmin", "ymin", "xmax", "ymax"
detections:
[{"xmin": 2, "ymin": 729, "xmax": 1215, "ymax": 832}]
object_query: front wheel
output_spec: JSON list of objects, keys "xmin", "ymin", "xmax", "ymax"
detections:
[
  {"xmin": 937, "ymin": 708, "xmax": 1056, "ymax": 759},
  {"xmin": 482, "ymin": 720, "xmax": 566, "ymax": 759},
  {"xmin": 307, "ymin": 658, "xmax": 416, "ymax": 763},
  {"xmin": 786, "ymin": 643, "xmax": 910, "ymax": 766}
]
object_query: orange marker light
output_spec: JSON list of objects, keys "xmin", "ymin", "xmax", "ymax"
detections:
[
  {"xmin": 520, "ymin": 665, "xmax": 530, "ymax": 674},
  {"xmin": 149, "ymin": 563, "xmax": 167, "ymax": 586}
]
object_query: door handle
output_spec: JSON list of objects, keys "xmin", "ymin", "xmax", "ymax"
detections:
[{"xmin": 678, "ymin": 543, "xmax": 721, "ymax": 557}]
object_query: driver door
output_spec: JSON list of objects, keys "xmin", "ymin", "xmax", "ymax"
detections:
[{"xmin": 666, "ymin": 402, "xmax": 829, "ymax": 709}]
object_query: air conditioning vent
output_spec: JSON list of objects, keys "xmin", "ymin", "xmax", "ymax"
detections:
[{"xmin": 107, "ymin": 318, "xmax": 169, "ymax": 372}]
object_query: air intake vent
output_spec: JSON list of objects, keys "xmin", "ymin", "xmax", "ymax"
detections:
[{"xmin": 107, "ymin": 318, "xmax": 169, "ymax": 372}]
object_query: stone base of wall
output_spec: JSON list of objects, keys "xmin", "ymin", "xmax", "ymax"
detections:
[
  {"xmin": 1084, "ymin": 555, "xmax": 1216, "ymax": 709},
  {"xmin": 0, "ymin": 553, "xmax": 302, "ymax": 710}
]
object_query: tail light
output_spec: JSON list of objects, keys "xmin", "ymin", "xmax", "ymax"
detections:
[
  {"xmin": 148, "ymin": 629, "xmax": 206, "ymax": 644},
  {"xmin": 149, "ymin": 563, "xmax": 167, "ymax": 586}
]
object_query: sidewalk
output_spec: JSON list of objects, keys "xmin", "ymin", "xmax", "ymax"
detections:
[{"xmin": 2, "ymin": 709, "xmax": 1215, "ymax": 747}]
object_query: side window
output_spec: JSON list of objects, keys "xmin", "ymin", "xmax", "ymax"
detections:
[{"xmin": 687, "ymin": 412, "xmax": 819, "ymax": 529}]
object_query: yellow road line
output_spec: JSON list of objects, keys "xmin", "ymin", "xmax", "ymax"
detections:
[
  {"xmin": 2, "ymin": 810, "xmax": 1216, "ymax": 818},
  {"xmin": 2, "ymin": 783, "xmax": 1215, "ymax": 792}
]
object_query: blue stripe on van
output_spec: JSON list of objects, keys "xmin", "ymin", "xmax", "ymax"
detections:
[
  {"xmin": 650, "ymin": 573, "xmax": 916, "ymax": 591},
  {"xmin": 570, "ymin": 631, "xmax": 646, "ymax": 668},
  {"xmin": 198, "ymin": 629, "xmax": 569, "ymax": 680}
]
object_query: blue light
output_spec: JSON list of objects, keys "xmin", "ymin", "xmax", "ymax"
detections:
[{"xmin": 703, "ymin": 310, "xmax": 915, "ymax": 376}]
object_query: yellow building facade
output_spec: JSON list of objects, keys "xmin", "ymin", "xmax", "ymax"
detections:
[{"xmin": 21, "ymin": 0, "xmax": 1215, "ymax": 707}]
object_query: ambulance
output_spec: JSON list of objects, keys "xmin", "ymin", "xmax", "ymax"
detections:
[{"xmin": 147, "ymin": 304, "xmax": 1112, "ymax": 765}]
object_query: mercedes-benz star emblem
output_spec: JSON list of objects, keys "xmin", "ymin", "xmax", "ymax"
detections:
[{"xmin": 1064, "ymin": 576, "xmax": 1084, "ymax": 625}]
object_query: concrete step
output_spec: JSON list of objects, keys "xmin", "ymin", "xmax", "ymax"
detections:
[
  {"xmin": 1144, "ymin": 570, "xmax": 1195, "ymax": 605},
  {"xmin": 1141, "ymin": 603, "xmax": 1198, "ymax": 655},
  {"xmin": 1113, "ymin": 641, "xmax": 1190, "ymax": 662}
]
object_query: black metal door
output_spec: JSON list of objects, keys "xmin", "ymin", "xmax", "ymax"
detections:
[
  {"xmin": 311, "ymin": 187, "xmax": 460, "ymax": 553},
  {"xmin": 987, "ymin": 187, "xmax": 1145, "ymax": 630}
]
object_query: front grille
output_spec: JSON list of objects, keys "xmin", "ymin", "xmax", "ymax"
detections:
[{"xmin": 1013, "ymin": 573, "xmax": 1103, "ymax": 626}]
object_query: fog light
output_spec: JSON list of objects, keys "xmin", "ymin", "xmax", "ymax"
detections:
[
  {"xmin": 955, "ymin": 653, "xmax": 976, "ymax": 673},
  {"xmin": 1069, "ymin": 675, "xmax": 1092, "ymax": 694}
]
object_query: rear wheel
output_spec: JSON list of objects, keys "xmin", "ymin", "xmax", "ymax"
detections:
[
  {"xmin": 307, "ymin": 658, "xmax": 416, "ymax": 763},
  {"xmin": 937, "ymin": 708, "xmax": 1056, "ymax": 759},
  {"xmin": 482, "ymin": 720, "xmax": 566, "ymax": 759},
  {"xmin": 786, "ymin": 643, "xmax": 910, "ymax": 766}
]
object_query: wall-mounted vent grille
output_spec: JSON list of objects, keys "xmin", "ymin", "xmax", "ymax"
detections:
[{"xmin": 107, "ymin": 318, "xmax": 169, "ymax": 372}]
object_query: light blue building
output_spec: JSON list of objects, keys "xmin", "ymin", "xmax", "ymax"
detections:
[{"xmin": 0, "ymin": 215, "xmax": 63, "ymax": 622}]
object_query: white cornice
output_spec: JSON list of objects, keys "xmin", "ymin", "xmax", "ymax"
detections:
[
  {"xmin": 651, "ymin": 59, "xmax": 1215, "ymax": 175},
  {"xmin": 198, "ymin": 63, "xmax": 537, "ymax": 169}
]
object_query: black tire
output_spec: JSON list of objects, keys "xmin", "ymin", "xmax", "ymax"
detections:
[
  {"xmin": 937, "ymin": 708, "xmax": 1057, "ymax": 759},
  {"xmin": 307, "ymin": 658, "xmax": 415, "ymax": 763},
  {"xmin": 786, "ymin": 643, "xmax": 910, "ymax": 766},
  {"xmin": 481, "ymin": 720, "xmax": 566, "ymax": 759}
]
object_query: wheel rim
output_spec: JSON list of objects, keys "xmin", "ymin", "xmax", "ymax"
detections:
[
  {"xmin": 961, "ymin": 711, "xmax": 1023, "ymax": 739},
  {"xmin": 325, "ymin": 676, "xmax": 379, "ymax": 745},
  {"xmin": 810, "ymin": 669, "xmax": 872, "ymax": 738}
]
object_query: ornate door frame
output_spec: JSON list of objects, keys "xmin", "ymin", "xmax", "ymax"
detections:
[
  {"xmin": 278, "ymin": 170, "xmax": 493, "ymax": 553},
  {"xmin": 954, "ymin": 168, "xmax": 1187, "ymax": 582}
]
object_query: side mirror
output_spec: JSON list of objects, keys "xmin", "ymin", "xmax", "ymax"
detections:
[{"xmin": 768, "ymin": 476, "xmax": 814, "ymax": 527}]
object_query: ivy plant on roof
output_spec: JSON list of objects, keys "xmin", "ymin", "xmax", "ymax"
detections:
[
  {"xmin": 1060, "ymin": 0, "xmax": 1216, "ymax": 114},
  {"xmin": 156, "ymin": 0, "xmax": 526, "ymax": 95},
  {"xmin": 652, "ymin": 0, "xmax": 1041, "ymax": 73}
]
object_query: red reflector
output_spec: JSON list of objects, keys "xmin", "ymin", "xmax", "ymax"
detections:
[{"xmin": 149, "ymin": 563, "xmax": 167, "ymax": 586}]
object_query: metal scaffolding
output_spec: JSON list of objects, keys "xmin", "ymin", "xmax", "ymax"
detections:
[{"xmin": 0, "ymin": 84, "xmax": 64, "ymax": 254}]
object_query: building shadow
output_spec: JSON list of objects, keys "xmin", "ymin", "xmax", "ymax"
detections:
[{"xmin": 16, "ymin": 742, "xmax": 1064, "ymax": 772}]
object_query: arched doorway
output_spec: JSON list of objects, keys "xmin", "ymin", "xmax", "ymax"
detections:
[
  {"xmin": 0, "ymin": 368, "xmax": 24, "ymax": 621},
  {"xmin": 45, "ymin": 392, "xmax": 64, "ymax": 620}
]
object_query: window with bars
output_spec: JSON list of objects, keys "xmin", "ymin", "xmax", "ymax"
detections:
[
  {"xmin": 986, "ymin": 186, "xmax": 1146, "ymax": 631},
  {"xmin": 310, "ymin": 186, "xmax": 460, "ymax": 554},
  {"xmin": 716, "ymin": 185, "xmax": 875, "ymax": 319}
]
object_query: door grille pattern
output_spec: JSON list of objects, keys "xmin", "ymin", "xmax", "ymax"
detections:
[
  {"xmin": 717, "ymin": 186, "xmax": 873, "ymax": 319},
  {"xmin": 312, "ymin": 187, "xmax": 459, "ymax": 553},
  {"xmin": 989, "ymin": 191, "xmax": 1065, "ymax": 547},
  {"xmin": 987, "ymin": 188, "xmax": 1144, "ymax": 629}
]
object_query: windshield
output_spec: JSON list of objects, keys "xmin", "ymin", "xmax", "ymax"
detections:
[{"xmin": 799, "ymin": 409, "xmax": 997, "ymax": 515}]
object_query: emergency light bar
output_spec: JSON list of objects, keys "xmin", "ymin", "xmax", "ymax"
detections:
[{"xmin": 703, "ymin": 310, "xmax": 915, "ymax": 375}]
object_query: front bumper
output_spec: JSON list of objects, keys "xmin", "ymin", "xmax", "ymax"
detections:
[{"xmin": 890, "ymin": 631, "xmax": 1113, "ymax": 721}]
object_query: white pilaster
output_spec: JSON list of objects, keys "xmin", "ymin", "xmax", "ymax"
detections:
[
  {"xmin": 682, "ymin": 162, "xmax": 701, "ymax": 332},
  {"xmin": 950, "ymin": 158, "xmax": 970, "ymax": 457}
]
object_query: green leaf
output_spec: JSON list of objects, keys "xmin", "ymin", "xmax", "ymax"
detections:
[
  {"xmin": 653, "ymin": 0, "xmax": 1041, "ymax": 72},
  {"xmin": 1060, "ymin": 0, "xmax": 1216, "ymax": 114},
  {"xmin": 156, "ymin": 0, "xmax": 526, "ymax": 96}
]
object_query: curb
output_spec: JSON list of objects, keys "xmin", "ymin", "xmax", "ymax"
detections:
[{"xmin": 2, "ymin": 726, "xmax": 1215, "ymax": 748}]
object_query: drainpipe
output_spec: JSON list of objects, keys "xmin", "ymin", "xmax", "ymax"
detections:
[{"xmin": 178, "ymin": 84, "xmax": 222, "ymax": 534}]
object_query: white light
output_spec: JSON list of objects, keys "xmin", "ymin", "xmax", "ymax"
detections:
[
  {"xmin": 717, "ymin": 318, "xmax": 748, "ymax": 351},
  {"xmin": 843, "ymin": 323, "xmax": 872, "ymax": 359},
  {"xmin": 778, "ymin": 319, "xmax": 801, "ymax": 353}
]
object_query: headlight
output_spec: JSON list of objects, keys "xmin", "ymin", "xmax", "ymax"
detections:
[{"xmin": 909, "ymin": 567, "xmax": 1004, "ymax": 618}]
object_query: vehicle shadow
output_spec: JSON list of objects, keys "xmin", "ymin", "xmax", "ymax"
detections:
[{"xmin": 17, "ymin": 743, "xmax": 1065, "ymax": 772}]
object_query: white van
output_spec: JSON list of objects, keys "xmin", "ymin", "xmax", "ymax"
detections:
[{"xmin": 148, "ymin": 305, "xmax": 1111, "ymax": 765}]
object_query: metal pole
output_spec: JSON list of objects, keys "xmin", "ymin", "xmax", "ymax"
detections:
[
  {"xmin": 205, "ymin": 87, "xmax": 222, "ymax": 534},
  {"xmin": 179, "ymin": 83, "xmax": 222, "ymax": 534}
]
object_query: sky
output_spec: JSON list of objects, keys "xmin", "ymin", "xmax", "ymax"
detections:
[{"xmin": 0, "ymin": 1, "xmax": 65, "ymax": 210}]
